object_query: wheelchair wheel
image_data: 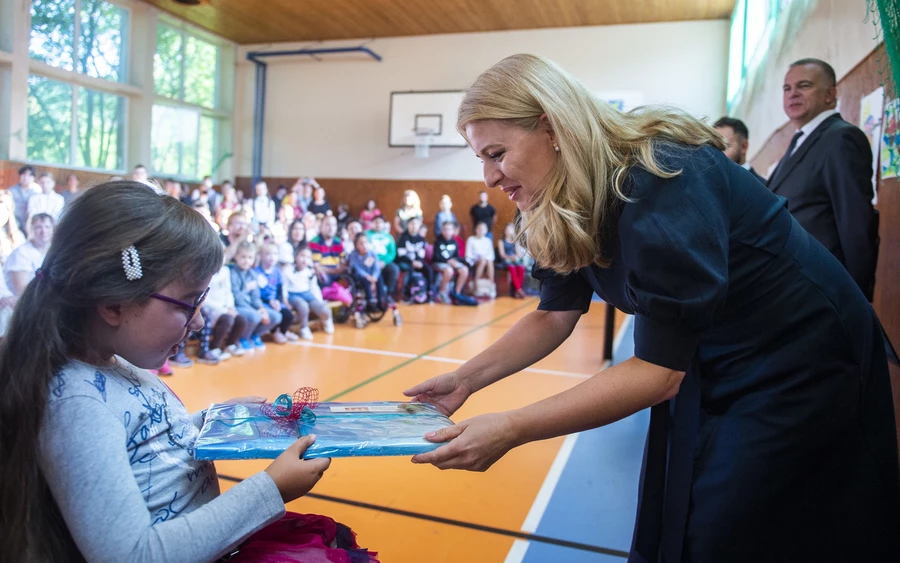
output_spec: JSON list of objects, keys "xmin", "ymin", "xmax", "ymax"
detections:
[
  {"xmin": 366, "ymin": 299, "xmax": 387, "ymax": 323},
  {"xmin": 329, "ymin": 274, "xmax": 358, "ymax": 324}
]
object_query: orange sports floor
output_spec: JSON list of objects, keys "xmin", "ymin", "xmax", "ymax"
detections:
[{"xmin": 167, "ymin": 297, "xmax": 623, "ymax": 562}]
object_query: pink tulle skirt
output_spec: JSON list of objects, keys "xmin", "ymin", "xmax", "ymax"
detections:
[{"xmin": 222, "ymin": 512, "xmax": 379, "ymax": 563}]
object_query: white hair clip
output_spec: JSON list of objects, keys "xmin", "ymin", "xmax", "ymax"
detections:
[{"xmin": 122, "ymin": 245, "xmax": 143, "ymax": 281}]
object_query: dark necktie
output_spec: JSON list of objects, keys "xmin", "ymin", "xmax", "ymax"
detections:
[{"xmin": 769, "ymin": 130, "xmax": 804, "ymax": 187}]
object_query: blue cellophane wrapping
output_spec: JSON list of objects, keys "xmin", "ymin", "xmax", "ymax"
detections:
[{"xmin": 193, "ymin": 401, "xmax": 453, "ymax": 460}]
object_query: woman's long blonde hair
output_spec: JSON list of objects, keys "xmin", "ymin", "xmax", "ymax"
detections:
[{"xmin": 457, "ymin": 54, "xmax": 725, "ymax": 273}]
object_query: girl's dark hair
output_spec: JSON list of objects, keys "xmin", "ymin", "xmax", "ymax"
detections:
[
  {"xmin": 288, "ymin": 219, "xmax": 307, "ymax": 249},
  {"xmin": 354, "ymin": 232, "xmax": 369, "ymax": 244},
  {"xmin": 0, "ymin": 181, "xmax": 223, "ymax": 562}
]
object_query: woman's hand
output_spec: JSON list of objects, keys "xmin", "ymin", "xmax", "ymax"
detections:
[
  {"xmin": 403, "ymin": 371, "xmax": 473, "ymax": 416},
  {"xmin": 264, "ymin": 435, "xmax": 331, "ymax": 503},
  {"xmin": 411, "ymin": 412, "xmax": 520, "ymax": 471}
]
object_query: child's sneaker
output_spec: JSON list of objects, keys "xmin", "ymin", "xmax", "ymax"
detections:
[
  {"xmin": 168, "ymin": 350, "xmax": 193, "ymax": 368},
  {"xmin": 239, "ymin": 338, "xmax": 254, "ymax": 351},
  {"xmin": 251, "ymin": 335, "xmax": 267, "ymax": 349},
  {"xmin": 451, "ymin": 292, "xmax": 478, "ymax": 307},
  {"xmin": 226, "ymin": 343, "xmax": 245, "ymax": 357},
  {"xmin": 354, "ymin": 311, "xmax": 368, "ymax": 329},
  {"xmin": 393, "ymin": 309, "xmax": 403, "ymax": 326},
  {"xmin": 157, "ymin": 361, "xmax": 174, "ymax": 376},
  {"xmin": 323, "ymin": 318, "xmax": 335, "ymax": 334},
  {"xmin": 284, "ymin": 331, "xmax": 300, "ymax": 342},
  {"xmin": 271, "ymin": 331, "xmax": 288, "ymax": 344},
  {"xmin": 212, "ymin": 348, "xmax": 232, "ymax": 361},
  {"xmin": 300, "ymin": 327, "xmax": 314, "ymax": 340},
  {"xmin": 196, "ymin": 350, "xmax": 220, "ymax": 365}
]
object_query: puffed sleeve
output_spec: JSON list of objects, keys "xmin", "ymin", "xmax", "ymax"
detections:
[
  {"xmin": 620, "ymin": 148, "xmax": 730, "ymax": 371},
  {"xmin": 534, "ymin": 265, "xmax": 594, "ymax": 313}
]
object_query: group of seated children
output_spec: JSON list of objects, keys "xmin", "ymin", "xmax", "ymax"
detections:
[{"xmin": 168, "ymin": 237, "xmax": 335, "ymax": 368}]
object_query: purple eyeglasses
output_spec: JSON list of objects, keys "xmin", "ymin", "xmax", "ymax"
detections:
[{"xmin": 150, "ymin": 287, "xmax": 210, "ymax": 327}]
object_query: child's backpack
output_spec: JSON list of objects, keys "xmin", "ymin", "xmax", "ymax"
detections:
[{"xmin": 406, "ymin": 271, "xmax": 429, "ymax": 304}]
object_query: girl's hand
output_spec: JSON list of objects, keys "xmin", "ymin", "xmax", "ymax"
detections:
[
  {"xmin": 265, "ymin": 435, "xmax": 331, "ymax": 503},
  {"xmin": 403, "ymin": 371, "xmax": 473, "ymax": 416},
  {"xmin": 411, "ymin": 412, "xmax": 520, "ymax": 471},
  {"xmin": 412, "ymin": 260, "xmax": 423, "ymax": 269},
  {"xmin": 260, "ymin": 309, "xmax": 270, "ymax": 324},
  {"xmin": 269, "ymin": 300, "xmax": 282, "ymax": 311}
]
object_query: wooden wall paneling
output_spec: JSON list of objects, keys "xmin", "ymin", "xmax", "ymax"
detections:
[
  {"xmin": 0, "ymin": 160, "xmax": 202, "ymax": 195},
  {"xmin": 235, "ymin": 177, "xmax": 518, "ymax": 242}
]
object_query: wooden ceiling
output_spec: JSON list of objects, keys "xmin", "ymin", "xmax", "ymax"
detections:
[{"xmin": 142, "ymin": 0, "xmax": 735, "ymax": 45}]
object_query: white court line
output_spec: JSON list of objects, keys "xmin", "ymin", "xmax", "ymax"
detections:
[
  {"xmin": 613, "ymin": 314, "xmax": 634, "ymax": 353},
  {"xmin": 294, "ymin": 341, "xmax": 417, "ymax": 359},
  {"xmin": 294, "ymin": 341, "xmax": 595, "ymax": 379},
  {"xmin": 503, "ymin": 314, "xmax": 633, "ymax": 563},
  {"xmin": 503, "ymin": 540, "xmax": 531, "ymax": 563},
  {"xmin": 521, "ymin": 433, "xmax": 579, "ymax": 532}
]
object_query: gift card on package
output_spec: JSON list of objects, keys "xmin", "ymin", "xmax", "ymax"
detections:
[{"xmin": 193, "ymin": 391, "xmax": 453, "ymax": 460}]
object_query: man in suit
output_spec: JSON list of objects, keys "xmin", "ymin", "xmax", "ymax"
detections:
[
  {"xmin": 714, "ymin": 117, "xmax": 767, "ymax": 184},
  {"xmin": 768, "ymin": 58, "xmax": 878, "ymax": 301}
]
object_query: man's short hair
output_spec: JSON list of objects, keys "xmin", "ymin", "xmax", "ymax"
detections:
[
  {"xmin": 18, "ymin": 165, "xmax": 36, "ymax": 176},
  {"xmin": 714, "ymin": 117, "xmax": 750, "ymax": 140},
  {"xmin": 790, "ymin": 58, "xmax": 837, "ymax": 87}
]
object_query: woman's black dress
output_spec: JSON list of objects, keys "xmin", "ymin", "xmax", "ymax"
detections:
[{"xmin": 535, "ymin": 144, "xmax": 899, "ymax": 562}]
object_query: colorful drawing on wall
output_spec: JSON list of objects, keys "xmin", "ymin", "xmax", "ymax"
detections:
[
  {"xmin": 597, "ymin": 91, "xmax": 645, "ymax": 112},
  {"xmin": 881, "ymin": 97, "xmax": 900, "ymax": 180},
  {"xmin": 860, "ymin": 86, "xmax": 884, "ymax": 202}
]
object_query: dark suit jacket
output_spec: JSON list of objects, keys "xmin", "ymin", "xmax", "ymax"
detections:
[{"xmin": 767, "ymin": 113, "xmax": 878, "ymax": 300}]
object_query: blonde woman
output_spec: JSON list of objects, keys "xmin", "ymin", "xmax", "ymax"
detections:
[
  {"xmin": 393, "ymin": 189, "xmax": 422, "ymax": 235},
  {"xmin": 404, "ymin": 54, "xmax": 899, "ymax": 562}
]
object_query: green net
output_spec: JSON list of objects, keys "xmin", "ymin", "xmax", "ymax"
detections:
[{"xmin": 868, "ymin": 0, "xmax": 900, "ymax": 97}]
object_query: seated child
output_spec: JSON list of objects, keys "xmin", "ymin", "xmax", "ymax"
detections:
[
  {"xmin": 396, "ymin": 216, "xmax": 434, "ymax": 302},
  {"xmin": 465, "ymin": 221, "xmax": 496, "ymax": 298},
  {"xmin": 0, "ymin": 181, "xmax": 377, "ymax": 562},
  {"xmin": 366, "ymin": 216, "xmax": 400, "ymax": 302},
  {"xmin": 285, "ymin": 247, "xmax": 334, "ymax": 340},
  {"xmin": 230, "ymin": 241, "xmax": 281, "ymax": 350},
  {"xmin": 348, "ymin": 233, "xmax": 385, "ymax": 310},
  {"xmin": 205, "ymin": 253, "xmax": 250, "ymax": 357},
  {"xmin": 498, "ymin": 222, "xmax": 528, "ymax": 299},
  {"xmin": 254, "ymin": 242, "xmax": 299, "ymax": 344},
  {"xmin": 432, "ymin": 221, "xmax": 477, "ymax": 306}
]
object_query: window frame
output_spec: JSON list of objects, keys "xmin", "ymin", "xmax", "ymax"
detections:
[
  {"xmin": 152, "ymin": 14, "xmax": 230, "ymax": 182},
  {"xmin": 26, "ymin": 0, "xmax": 134, "ymax": 173},
  {"xmin": 726, "ymin": 0, "xmax": 779, "ymax": 112}
]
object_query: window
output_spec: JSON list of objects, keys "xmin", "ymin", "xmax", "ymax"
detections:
[
  {"xmin": 27, "ymin": 75, "xmax": 126, "ymax": 170},
  {"xmin": 152, "ymin": 22, "xmax": 222, "ymax": 179},
  {"xmin": 726, "ymin": 0, "xmax": 778, "ymax": 108},
  {"xmin": 27, "ymin": 0, "xmax": 128, "ymax": 170},
  {"xmin": 30, "ymin": 0, "xmax": 127, "ymax": 81}
]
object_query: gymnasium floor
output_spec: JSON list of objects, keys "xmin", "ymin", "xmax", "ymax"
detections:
[{"xmin": 168, "ymin": 297, "xmax": 646, "ymax": 562}]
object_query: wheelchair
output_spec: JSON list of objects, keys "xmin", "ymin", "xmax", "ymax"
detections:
[{"xmin": 328, "ymin": 272, "xmax": 400, "ymax": 328}]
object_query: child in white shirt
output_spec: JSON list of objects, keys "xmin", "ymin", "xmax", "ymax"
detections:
[{"xmin": 284, "ymin": 247, "xmax": 333, "ymax": 340}]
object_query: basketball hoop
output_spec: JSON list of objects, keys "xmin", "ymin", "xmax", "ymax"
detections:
[{"xmin": 413, "ymin": 127, "xmax": 436, "ymax": 159}]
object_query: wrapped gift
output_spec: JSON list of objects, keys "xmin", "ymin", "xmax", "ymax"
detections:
[{"xmin": 194, "ymin": 399, "xmax": 453, "ymax": 460}]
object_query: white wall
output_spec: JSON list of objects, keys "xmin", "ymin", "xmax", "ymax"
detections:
[
  {"xmin": 738, "ymin": 0, "xmax": 879, "ymax": 161},
  {"xmin": 235, "ymin": 20, "xmax": 729, "ymax": 181}
]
